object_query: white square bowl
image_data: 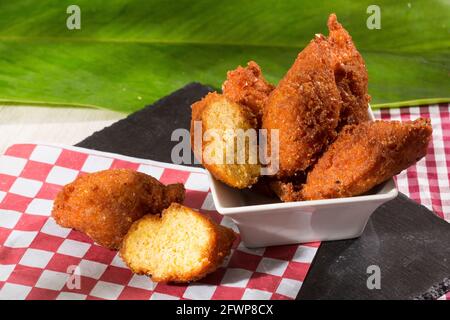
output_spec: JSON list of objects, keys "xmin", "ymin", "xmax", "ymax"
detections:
[{"xmin": 207, "ymin": 107, "xmax": 398, "ymax": 248}]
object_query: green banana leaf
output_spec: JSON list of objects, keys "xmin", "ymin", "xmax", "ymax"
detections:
[{"xmin": 0, "ymin": 0, "xmax": 448, "ymax": 113}]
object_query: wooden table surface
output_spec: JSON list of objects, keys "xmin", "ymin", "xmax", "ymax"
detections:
[{"xmin": 0, "ymin": 105, "xmax": 125, "ymax": 153}]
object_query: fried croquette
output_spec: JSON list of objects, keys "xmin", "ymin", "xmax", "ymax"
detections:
[
  {"xmin": 327, "ymin": 14, "xmax": 370, "ymax": 128},
  {"xmin": 52, "ymin": 169, "xmax": 185, "ymax": 249},
  {"xmin": 262, "ymin": 34, "xmax": 342, "ymax": 178},
  {"xmin": 268, "ymin": 175, "xmax": 306, "ymax": 203},
  {"xmin": 191, "ymin": 92, "xmax": 261, "ymax": 188},
  {"xmin": 301, "ymin": 118, "xmax": 432, "ymax": 200},
  {"xmin": 120, "ymin": 203, "xmax": 236, "ymax": 282},
  {"xmin": 222, "ymin": 61, "xmax": 275, "ymax": 124}
]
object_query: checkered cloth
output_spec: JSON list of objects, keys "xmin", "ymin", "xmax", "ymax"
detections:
[
  {"xmin": 438, "ymin": 292, "xmax": 450, "ymax": 300},
  {"xmin": 0, "ymin": 104, "xmax": 448, "ymax": 300},
  {"xmin": 0, "ymin": 144, "xmax": 319, "ymax": 300}
]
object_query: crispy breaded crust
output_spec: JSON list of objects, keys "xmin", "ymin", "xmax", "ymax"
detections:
[
  {"xmin": 327, "ymin": 14, "xmax": 370, "ymax": 129},
  {"xmin": 222, "ymin": 61, "xmax": 275, "ymax": 124},
  {"xmin": 190, "ymin": 92, "xmax": 220, "ymax": 162},
  {"xmin": 120, "ymin": 203, "xmax": 236, "ymax": 283},
  {"xmin": 262, "ymin": 34, "xmax": 342, "ymax": 178},
  {"xmin": 191, "ymin": 92, "xmax": 261, "ymax": 188},
  {"xmin": 268, "ymin": 176, "xmax": 306, "ymax": 202},
  {"xmin": 261, "ymin": 14, "xmax": 372, "ymax": 179},
  {"xmin": 301, "ymin": 119, "xmax": 432, "ymax": 200},
  {"xmin": 52, "ymin": 169, "xmax": 185, "ymax": 249}
]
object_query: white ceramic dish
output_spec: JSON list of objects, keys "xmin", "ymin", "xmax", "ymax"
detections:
[{"xmin": 208, "ymin": 107, "xmax": 398, "ymax": 248}]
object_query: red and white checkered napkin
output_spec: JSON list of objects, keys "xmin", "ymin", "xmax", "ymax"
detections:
[
  {"xmin": 438, "ymin": 292, "xmax": 450, "ymax": 300},
  {"xmin": 0, "ymin": 144, "xmax": 319, "ymax": 300}
]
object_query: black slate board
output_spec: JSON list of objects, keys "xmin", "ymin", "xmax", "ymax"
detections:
[
  {"xmin": 78, "ymin": 83, "xmax": 212, "ymax": 164},
  {"xmin": 77, "ymin": 83, "xmax": 450, "ymax": 300}
]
